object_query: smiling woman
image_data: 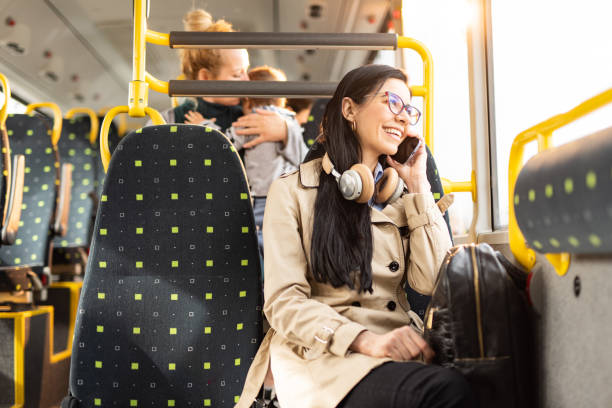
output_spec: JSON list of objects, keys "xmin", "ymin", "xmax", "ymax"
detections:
[{"xmin": 236, "ymin": 65, "xmax": 472, "ymax": 408}]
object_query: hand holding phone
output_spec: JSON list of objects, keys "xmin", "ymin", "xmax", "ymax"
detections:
[{"xmin": 391, "ymin": 136, "xmax": 421, "ymax": 164}]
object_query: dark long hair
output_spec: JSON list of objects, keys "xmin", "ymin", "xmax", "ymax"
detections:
[{"xmin": 309, "ymin": 64, "xmax": 408, "ymax": 293}]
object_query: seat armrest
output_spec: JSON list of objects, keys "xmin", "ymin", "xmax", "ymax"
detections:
[
  {"xmin": 54, "ymin": 163, "xmax": 73, "ymax": 236},
  {"xmin": 2, "ymin": 154, "xmax": 25, "ymax": 244}
]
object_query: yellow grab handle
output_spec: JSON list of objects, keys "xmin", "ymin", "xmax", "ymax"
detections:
[
  {"xmin": 441, "ymin": 171, "xmax": 477, "ymax": 202},
  {"xmin": 397, "ymin": 36, "xmax": 434, "ymax": 153},
  {"xmin": 0, "ymin": 72, "xmax": 10, "ymax": 130},
  {"xmin": 146, "ymin": 29, "xmax": 170, "ymax": 46},
  {"xmin": 100, "ymin": 106, "xmax": 166, "ymax": 172},
  {"xmin": 145, "ymin": 72, "xmax": 169, "ymax": 94},
  {"xmin": 66, "ymin": 107, "xmax": 100, "ymax": 145},
  {"xmin": 25, "ymin": 102, "xmax": 62, "ymax": 146}
]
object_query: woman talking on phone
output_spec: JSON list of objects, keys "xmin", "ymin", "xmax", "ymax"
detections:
[{"xmin": 237, "ymin": 64, "xmax": 474, "ymax": 408}]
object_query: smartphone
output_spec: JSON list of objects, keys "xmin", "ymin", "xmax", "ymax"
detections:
[{"xmin": 391, "ymin": 136, "xmax": 421, "ymax": 163}]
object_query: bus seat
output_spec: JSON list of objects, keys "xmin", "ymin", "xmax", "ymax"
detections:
[
  {"xmin": 0, "ymin": 113, "xmax": 67, "ymax": 293},
  {"xmin": 302, "ymin": 98, "xmax": 329, "ymax": 147},
  {"xmin": 92, "ymin": 116, "xmax": 119, "ymax": 199},
  {"xmin": 0, "ymin": 126, "xmax": 25, "ymax": 246},
  {"xmin": 514, "ymin": 125, "xmax": 612, "ymax": 408},
  {"xmin": 66, "ymin": 125, "xmax": 262, "ymax": 407},
  {"xmin": 51, "ymin": 117, "xmax": 98, "ymax": 276},
  {"xmin": 514, "ymin": 125, "xmax": 612, "ymax": 254},
  {"xmin": 304, "ymin": 139, "xmax": 452, "ymax": 321}
]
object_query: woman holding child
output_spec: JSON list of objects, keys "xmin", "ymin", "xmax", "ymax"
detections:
[
  {"xmin": 236, "ymin": 64, "xmax": 474, "ymax": 408},
  {"xmin": 172, "ymin": 9, "xmax": 307, "ymax": 255}
]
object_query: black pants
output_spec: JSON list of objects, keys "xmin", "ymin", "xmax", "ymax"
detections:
[{"xmin": 337, "ymin": 362, "xmax": 475, "ymax": 408}]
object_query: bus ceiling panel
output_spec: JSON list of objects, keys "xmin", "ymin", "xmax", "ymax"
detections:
[
  {"xmin": 46, "ymin": 0, "xmax": 132, "ymax": 89},
  {"xmin": 168, "ymin": 32, "xmax": 397, "ymax": 50},
  {"xmin": 0, "ymin": 0, "xmax": 127, "ymax": 111},
  {"xmin": 168, "ymin": 80, "xmax": 338, "ymax": 98}
]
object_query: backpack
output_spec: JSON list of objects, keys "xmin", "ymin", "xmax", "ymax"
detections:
[{"xmin": 424, "ymin": 243, "xmax": 536, "ymax": 408}]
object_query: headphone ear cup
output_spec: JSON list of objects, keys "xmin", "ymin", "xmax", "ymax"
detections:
[
  {"xmin": 375, "ymin": 168, "xmax": 400, "ymax": 204},
  {"xmin": 387, "ymin": 175, "xmax": 405, "ymax": 204},
  {"xmin": 349, "ymin": 163, "xmax": 375, "ymax": 203}
]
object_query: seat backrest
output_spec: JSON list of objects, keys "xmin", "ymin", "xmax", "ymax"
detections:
[
  {"xmin": 0, "ymin": 114, "xmax": 58, "ymax": 269},
  {"xmin": 302, "ymin": 98, "xmax": 329, "ymax": 147},
  {"xmin": 514, "ymin": 125, "xmax": 612, "ymax": 254},
  {"xmin": 52, "ymin": 118, "xmax": 97, "ymax": 250},
  {"xmin": 69, "ymin": 125, "xmax": 262, "ymax": 407}
]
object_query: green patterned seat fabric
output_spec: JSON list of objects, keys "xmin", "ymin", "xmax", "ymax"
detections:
[
  {"xmin": 302, "ymin": 98, "xmax": 328, "ymax": 148},
  {"xmin": 514, "ymin": 126, "xmax": 612, "ymax": 254},
  {"xmin": 52, "ymin": 118, "xmax": 97, "ymax": 251},
  {"xmin": 0, "ymin": 114, "xmax": 58, "ymax": 269},
  {"xmin": 69, "ymin": 125, "xmax": 263, "ymax": 407}
]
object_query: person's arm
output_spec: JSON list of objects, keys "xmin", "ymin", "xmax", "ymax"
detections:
[
  {"xmin": 385, "ymin": 134, "xmax": 452, "ymax": 294},
  {"xmin": 225, "ymin": 126, "xmax": 245, "ymax": 150},
  {"xmin": 350, "ymin": 326, "xmax": 434, "ymax": 363},
  {"xmin": 232, "ymin": 108, "xmax": 289, "ymax": 149},
  {"xmin": 275, "ymin": 115, "xmax": 309, "ymax": 166},
  {"xmin": 263, "ymin": 178, "xmax": 367, "ymax": 358},
  {"xmin": 402, "ymin": 192, "xmax": 452, "ymax": 294},
  {"xmin": 184, "ymin": 110, "xmax": 220, "ymax": 129}
]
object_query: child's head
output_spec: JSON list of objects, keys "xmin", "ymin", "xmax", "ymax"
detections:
[{"xmin": 244, "ymin": 66, "xmax": 287, "ymax": 109}]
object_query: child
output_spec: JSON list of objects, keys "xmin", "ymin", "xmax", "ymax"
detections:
[{"xmin": 196, "ymin": 65, "xmax": 308, "ymax": 258}]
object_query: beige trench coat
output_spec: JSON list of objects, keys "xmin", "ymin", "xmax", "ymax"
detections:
[{"xmin": 236, "ymin": 158, "xmax": 453, "ymax": 408}]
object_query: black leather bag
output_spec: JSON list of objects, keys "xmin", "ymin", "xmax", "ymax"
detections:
[{"xmin": 424, "ymin": 243, "xmax": 536, "ymax": 408}]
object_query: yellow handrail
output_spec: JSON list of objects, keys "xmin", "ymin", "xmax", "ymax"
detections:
[
  {"xmin": 100, "ymin": 106, "xmax": 165, "ymax": 172},
  {"xmin": 145, "ymin": 71, "xmax": 169, "ymax": 94},
  {"xmin": 129, "ymin": 0, "xmax": 149, "ymax": 116},
  {"xmin": 136, "ymin": 17, "xmax": 435, "ymax": 151},
  {"xmin": 0, "ymin": 72, "xmax": 10, "ymax": 131},
  {"xmin": 98, "ymin": 107, "xmax": 128, "ymax": 137},
  {"xmin": 441, "ymin": 171, "xmax": 477, "ymax": 202},
  {"xmin": 65, "ymin": 107, "xmax": 99, "ymax": 145},
  {"xmin": 399, "ymin": 37, "xmax": 477, "ymax": 214},
  {"xmin": 25, "ymin": 102, "xmax": 62, "ymax": 146},
  {"xmin": 509, "ymin": 87, "xmax": 612, "ymax": 276},
  {"xmin": 146, "ymin": 29, "xmax": 169, "ymax": 46},
  {"xmin": 397, "ymin": 37, "xmax": 433, "ymax": 153}
]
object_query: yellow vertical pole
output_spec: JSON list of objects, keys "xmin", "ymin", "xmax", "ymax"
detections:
[
  {"xmin": 508, "ymin": 135, "xmax": 537, "ymax": 270},
  {"xmin": 537, "ymin": 131, "xmax": 553, "ymax": 152},
  {"xmin": 0, "ymin": 72, "xmax": 10, "ymax": 131},
  {"xmin": 397, "ymin": 36, "xmax": 434, "ymax": 153},
  {"xmin": 129, "ymin": 0, "xmax": 148, "ymax": 116}
]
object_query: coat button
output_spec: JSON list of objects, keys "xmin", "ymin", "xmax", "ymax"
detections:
[
  {"xmin": 388, "ymin": 261, "xmax": 400, "ymax": 272},
  {"xmin": 386, "ymin": 301, "xmax": 396, "ymax": 311},
  {"xmin": 351, "ymin": 301, "xmax": 361, "ymax": 307}
]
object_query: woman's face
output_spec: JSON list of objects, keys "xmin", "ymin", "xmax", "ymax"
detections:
[
  {"xmin": 205, "ymin": 48, "xmax": 249, "ymax": 106},
  {"xmin": 345, "ymin": 78, "xmax": 413, "ymax": 163}
]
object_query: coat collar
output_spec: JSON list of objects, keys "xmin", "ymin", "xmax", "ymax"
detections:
[
  {"xmin": 298, "ymin": 158, "xmax": 322, "ymax": 188},
  {"xmin": 298, "ymin": 158, "xmax": 406, "ymax": 227}
]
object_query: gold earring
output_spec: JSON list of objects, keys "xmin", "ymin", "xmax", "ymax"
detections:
[{"xmin": 350, "ymin": 121, "xmax": 357, "ymax": 133}]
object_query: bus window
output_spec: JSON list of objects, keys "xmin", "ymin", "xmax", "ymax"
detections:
[
  {"xmin": 402, "ymin": 0, "xmax": 474, "ymax": 236},
  {"xmin": 490, "ymin": 0, "xmax": 612, "ymax": 228},
  {"xmin": 0, "ymin": 90, "xmax": 27, "ymax": 114}
]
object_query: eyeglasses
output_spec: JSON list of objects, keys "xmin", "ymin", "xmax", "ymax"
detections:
[{"xmin": 384, "ymin": 91, "xmax": 421, "ymax": 126}]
